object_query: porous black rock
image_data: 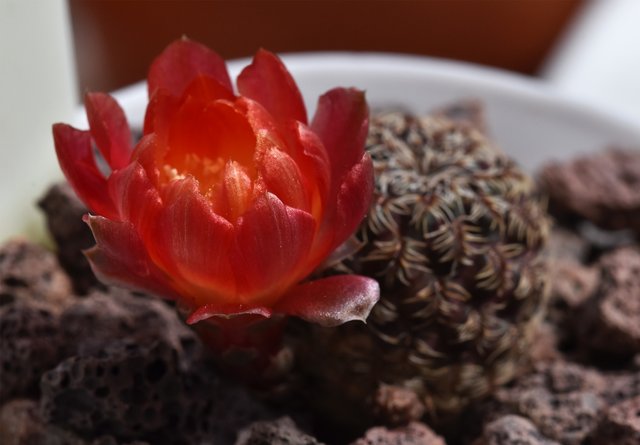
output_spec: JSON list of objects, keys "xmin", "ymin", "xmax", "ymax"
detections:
[
  {"xmin": 475, "ymin": 415, "xmax": 559, "ymax": 445},
  {"xmin": 0, "ymin": 239, "xmax": 72, "ymax": 306},
  {"xmin": 38, "ymin": 182, "xmax": 97, "ymax": 294},
  {"xmin": 40, "ymin": 340, "xmax": 272, "ymax": 444},
  {"xmin": 235, "ymin": 416, "xmax": 323, "ymax": 445},
  {"xmin": 351, "ymin": 422, "xmax": 446, "ymax": 445}
]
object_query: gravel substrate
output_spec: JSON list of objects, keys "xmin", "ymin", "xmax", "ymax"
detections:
[{"xmin": 1, "ymin": 146, "xmax": 640, "ymax": 444}]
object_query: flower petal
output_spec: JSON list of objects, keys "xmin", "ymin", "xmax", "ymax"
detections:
[
  {"xmin": 148, "ymin": 177, "xmax": 236, "ymax": 303},
  {"xmin": 290, "ymin": 121, "xmax": 331, "ymax": 218},
  {"xmin": 231, "ymin": 192, "xmax": 315, "ymax": 302},
  {"xmin": 186, "ymin": 303, "xmax": 271, "ymax": 325},
  {"xmin": 311, "ymin": 87, "xmax": 369, "ymax": 193},
  {"xmin": 148, "ymin": 38, "xmax": 233, "ymax": 98},
  {"xmin": 275, "ymin": 275, "xmax": 380, "ymax": 327},
  {"xmin": 143, "ymin": 88, "xmax": 181, "ymax": 136},
  {"xmin": 237, "ymin": 97, "xmax": 287, "ymax": 156},
  {"xmin": 237, "ymin": 49, "xmax": 307, "ymax": 128},
  {"xmin": 209, "ymin": 160, "xmax": 255, "ymax": 223},
  {"xmin": 85, "ymin": 92, "xmax": 132, "ymax": 170},
  {"xmin": 331, "ymin": 152, "xmax": 375, "ymax": 249},
  {"xmin": 52, "ymin": 123, "xmax": 117, "ymax": 219},
  {"xmin": 107, "ymin": 161, "xmax": 162, "ymax": 232},
  {"xmin": 131, "ymin": 134, "xmax": 166, "ymax": 187},
  {"xmin": 146, "ymin": 76, "xmax": 236, "ymax": 137},
  {"xmin": 308, "ymin": 153, "xmax": 374, "ymax": 268},
  {"xmin": 260, "ymin": 147, "xmax": 309, "ymax": 211},
  {"xmin": 166, "ymin": 98, "xmax": 256, "ymax": 175},
  {"xmin": 84, "ymin": 215, "xmax": 179, "ymax": 300}
]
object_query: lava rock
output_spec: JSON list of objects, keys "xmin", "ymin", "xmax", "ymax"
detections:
[
  {"xmin": 581, "ymin": 247, "xmax": 640, "ymax": 356},
  {"xmin": 542, "ymin": 361, "xmax": 607, "ymax": 394},
  {"xmin": 0, "ymin": 239, "xmax": 72, "ymax": 306},
  {"xmin": 372, "ymin": 384, "xmax": 426, "ymax": 427},
  {"xmin": 498, "ymin": 361, "xmax": 607, "ymax": 397},
  {"xmin": 528, "ymin": 322, "xmax": 561, "ymax": 364},
  {"xmin": 546, "ymin": 259, "xmax": 598, "ymax": 335},
  {"xmin": 91, "ymin": 439, "xmax": 150, "ymax": 445},
  {"xmin": 538, "ymin": 148, "xmax": 640, "ymax": 233},
  {"xmin": 475, "ymin": 415, "xmax": 560, "ymax": 445},
  {"xmin": 478, "ymin": 361, "xmax": 640, "ymax": 445},
  {"xmin": 0, "ymin": 240, "xmax": 76, "ymax": 401},
  {"xmin": 0, "ymin": 399, "xmax": 150, "ymax": 445},
  {"xmin": 0, "ymin": 399, "xmax": 86, "ymax": 445},
  {"xmin": 0, "ymin": 302, "xmax": 65, "ymax": 401},
  {"xmin": 575, "ymin": 221, "xmax": 637, "ymax": 253},
  {"xmin": 40, "ymin": 341, "xmax": 184, "ymax": 441},
  {"xmin": 515, "ymin": 389, "xmax": 603, "ymax": 445},
  {"xmin": 492, "ymin": 362, "xmax": 607, "ymax": 445},
  {"xmin": 60, "ymin": 287, "xmax": 201, "ymax": 364},
  {"xmin": 38, "ymin": 182, "xmax": 96, "ymax": 294},
  {"xmin": 235, "ymin": 416, "xmax": 323, "ymax": 445},
  {"xmin": 591, "ymin": 395, "xmax": 640, "ymax": 445},
  {"xmin": 351, "ymin": 422, "xmax": 446, "ymax": 445},
  {"xmin": 601, "ymin": 372, "xmax": 640, "ymax": 406},
  {"xmin": 40, "ymin": 339, "xmax": 271, "ymax": 444},
  {"xmin": 545, "ymin": 227, "xmax": 591, "ymax": 263},
  {"xmin": 547, "ymin": 260, "xmax": 598, "ymax": 312}
]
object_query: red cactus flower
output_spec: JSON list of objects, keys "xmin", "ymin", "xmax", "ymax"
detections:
[{"xmin": 53, "ymin": 38, "xmax": 379, "ymax": 327}]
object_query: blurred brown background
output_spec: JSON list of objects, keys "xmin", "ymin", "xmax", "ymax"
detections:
[{"xmin": 69, "ymin": 0, "xmax": 584, "ymax": 94}]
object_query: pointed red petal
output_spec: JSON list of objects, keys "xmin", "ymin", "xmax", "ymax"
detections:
[
  {"xmin": 237, "ymin": 49, "xmax": 307, "ymax": 127},
  {"xmin": 310, "ymin": 88, "xmax": 369, "ymax": 193},
  {"xmin": 130, "ymin": 135, "xmax": 166, "ymax": 195},
  {"xmin": 84, "ymin": 215, "xmax": 179, "ymax": 300},
  {"xmin": 237, "ymin": 97, "xmax": 287, "ymax": 155},
  {"xmin": 306, "ymin": 154, "xmax": 373, "ymax": 270},
  {"xmin": 52, "ymin": 123, "xmax": 117, "ymax": 219},
  {"xmin": 331, "ymin": 153, "xmax": 374, "ymax": 249},
  {"xmin": 85, "ymin": 92, "xmax": 132, "ymax": 170},
  {"xmin": 231, "ymin": 192, "xmax": 315, "ymax": 300},
  {"xmin": 260, "ymin": 147, "xmax": 309, "ymax": 211},
  {"xmin": 275, "ymin": 275, "xmax": 380, "ymax": 327},
  {"xmin": 216, "ymin": 160, "xmax": 255, "ymax": 223},
  {"xmin": 186, "ymin": 303, "xmax": 271, "ymax": 325},
  {"xmin": 147, "ymin": 177, "xmax": 236, "ymax": 300},
  {"xmin": 143, "ymin": 89, "xmax": 180, "ymax": 136},
  {"xmin": 184, "ymin": 75, "xmax": 236, "ymax": 102},
  {"xmin": 107, "ymin": 161, "xmax": 162, "ymax": 231},
  {"xmin": 146, "ymin": 76, "xmax": 236, "ymax": 136},
  {"xmin": 290, "ymin": 121, "xmax": 331, "ymax": 216},
  {"xmin": 148, "ymin": 38, "xmax": 233, "ymax": 98}
]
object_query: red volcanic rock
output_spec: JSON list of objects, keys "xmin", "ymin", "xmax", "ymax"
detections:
[
  {"xmin": 538, "ymin": 148, "xmax": 640, "ymax": 232},
  {"xmin": 475, "ymin": 415, "xmax": 560, "ymax": 445},
  {"xmin": 591, "ymin": 396, "xmax": 640, "ymax": 445},
  {"xmin": 0, "ymin": 301, "xmax": 64, "ymax": 402},
  {"xmin": 0, "ymin": 240, "xmax": 73, "ymax": 402},
  {"xmin": 0, "ymin": 239, "xmax": 72, "ymax": 306},
  {"xmin": 0, "ymin": 399, "xmax": 85, "ymax": 445},
  {"xmin": 38, "ymin": 182, "xmax": 97, "ymax": 294},
  {"xmin": 373, "ymin": 384, "xmax": 426, "ymax": 427},
  {"xmin": 40, "ymin": 340, "xmax": 271, "ymax": 444},
  {"xmin": 235, "ymin": 417, "xmax": 322, "ymax": 445},
  {"xmin": 545, "ymin": 227, "xmax": 591, "ymax": 262},
  {"xmin": 59, "ymin": 287, "xmax": 201, "ymax": 363},
  {"xmin": 351, "ymin": 422, "xmax": 446, "ymax": 445},
  {"xmin": 582, "ymin": 247, "xmax": 640, "ymax": 356},
  {"xmin": 492, "ymin": 362, "xmax": 608, "ymax": 445}
]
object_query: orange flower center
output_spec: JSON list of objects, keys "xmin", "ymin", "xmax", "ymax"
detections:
[{"xmin": 161, "ymin": 99, "xmax": 260, "ymax": 222}]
